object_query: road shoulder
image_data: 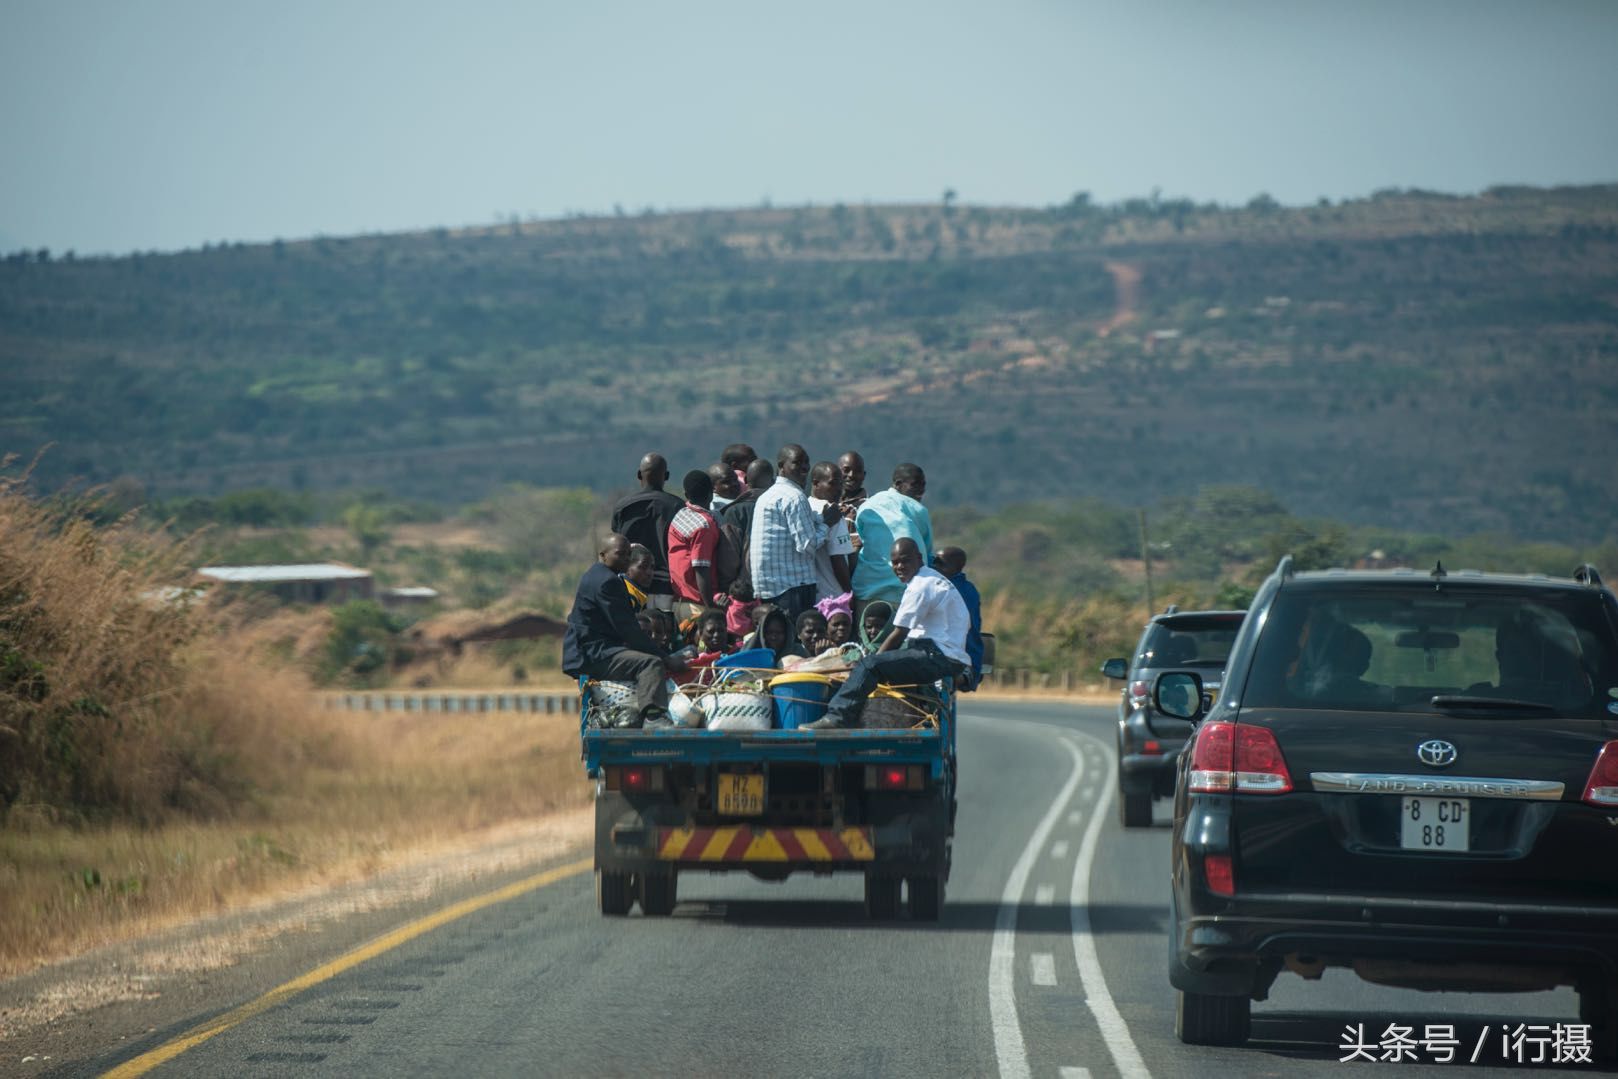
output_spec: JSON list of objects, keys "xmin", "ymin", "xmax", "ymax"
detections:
[{"xmin": 2, "ymin": 808, "xmax": 590, "ymax": 1076}]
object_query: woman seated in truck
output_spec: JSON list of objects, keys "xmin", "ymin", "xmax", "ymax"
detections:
[{"xmin": 743, "ymin": 605, "xmax": 803, "ymax": 667}]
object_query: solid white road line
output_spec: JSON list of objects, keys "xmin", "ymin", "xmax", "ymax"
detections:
[
  {"xmin": 1034, "ymin": 884, "xmax": 1056, "ymax": 906},
  {"xmin": 1051, "ymin": 840, "xmax": 1071, "ymax": 859},
  {"xmin": 1059, "ymin": 1068, "xmax": 1093, "ymax": 1079},
  {"xmin": 1068, "ymin": 729, "xmax": 1153, "ymax": 1079},
  {"xmin": 989, "ymin": 734, "xmax": 1084, "ymax": 1079},
  {"xmin": 1031, "ymin": 953, "xmax": 1058, "ymax": 987}
]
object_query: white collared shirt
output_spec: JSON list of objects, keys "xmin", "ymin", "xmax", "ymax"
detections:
[{"xmin": 892, "ymin": 566, "xmax": 971, "ymax": 666}]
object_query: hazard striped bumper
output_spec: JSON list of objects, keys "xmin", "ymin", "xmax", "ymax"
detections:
[{"xmin": 657, "ymin": 826, "xmax": 875, "ymax": 863}]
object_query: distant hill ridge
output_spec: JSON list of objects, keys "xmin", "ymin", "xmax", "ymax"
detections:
[{"xmin": 3, "ymin": 184, "xmax": 1616, "ymax": 540}]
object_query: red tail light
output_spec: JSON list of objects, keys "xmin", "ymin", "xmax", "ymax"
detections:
[
  {"xmin": 1204, "ymin": 854, "xmax": 1235, "ymax": 896},
  {"xmin": 605, "ymin": 765, "xmax": 665, "ymax": 793},
  {"xmin": 1142, "ymin": 740, "xmax": 1162, "ymax": 756},
  {"xmin": 1583, "ymin": 741, "xmax": 1618, "ymax": 806},
  {"xmin": 1187, "ymin": 722, "xmax": 1292, "ymax": 794},
  {"xmin": 865, "ymin": 765, "xmax": 925, "ymax": 791},
  {"xmin": 1128, "ymin": 680, "xmax": 1150, "ymax": 707}
]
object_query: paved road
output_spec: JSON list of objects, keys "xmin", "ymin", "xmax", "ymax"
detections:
[{"xmin": 86, "ymin": 701, "xmax": 1594, "ymax": 1077}]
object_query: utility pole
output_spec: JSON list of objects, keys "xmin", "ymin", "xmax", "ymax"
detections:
[{"xmin": 1138, "ymin": 509, "xmax": 1155, "ymax": 616}]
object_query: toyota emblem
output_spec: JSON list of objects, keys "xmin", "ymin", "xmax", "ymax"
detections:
[{"xmin": 1418, "ymin": 739, "xmax": 1458, "ymax": 768}]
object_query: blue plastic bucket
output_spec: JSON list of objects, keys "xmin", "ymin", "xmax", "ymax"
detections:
[
  {"xmin": 715, "ymin": 648, "xmax": 775, "ymax": 670},
  {"xmin": 768, "ymin": 673, "xmax": 832, "ymax": 730}
]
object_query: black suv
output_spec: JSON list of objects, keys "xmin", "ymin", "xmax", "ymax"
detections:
[
  {"xmin": 1102, "ymin": 609, "xmax": 1245, "ymax": 827},
  {"xmin": 1159, "ymin": 558, "xmax": 1618, "ymax": 1059}
]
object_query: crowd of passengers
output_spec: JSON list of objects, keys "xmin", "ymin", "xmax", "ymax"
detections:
[{"xmin": 562, "ymin": 443, "xmax": 985, "ymax": 729}]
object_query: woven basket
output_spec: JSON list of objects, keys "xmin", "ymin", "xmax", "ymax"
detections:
[
  {"xmin": 698, "ymin": 690, "xmax": 775, "ymax": 731},
  {"xmin": 585, "ymin": 680, "xmax": 636, "ymax": 727}
]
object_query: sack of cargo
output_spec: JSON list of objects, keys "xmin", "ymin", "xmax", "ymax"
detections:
[
  {"xmin": 698, "ymin": 690, "xmax": 774, "ymax": 731},
  {"xmin": 857, "ymin": 685, "xmax": 941, "ymax": 729}
]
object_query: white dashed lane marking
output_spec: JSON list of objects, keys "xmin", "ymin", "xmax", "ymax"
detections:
[
  {"xmin": 1050, "ymin": 840, "xmax": 1070, "ymax": 860},
  {"xmin": 1034, "ymin": 885, "xmax": 1055, "ymax": 906},
  {"xmin": 1059, "ymin": 1068, "xmax": 1093, "ymax": 1079},
  {"xmin": 1031, "ymin": 954, "xmax": 1057, "ymax": 987}
]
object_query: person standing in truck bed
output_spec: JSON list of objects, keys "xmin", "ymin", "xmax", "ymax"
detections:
[
  {"xmin": 609, "ymin": 452, "xmax": 684, "ymax": 613},
  {"xmin": 750, "ymin": 444, "xmax": 841, "ymax": 623},
  {"xmin": 852, "ymin": 463, "xmax": 933, "ymax": 609}
]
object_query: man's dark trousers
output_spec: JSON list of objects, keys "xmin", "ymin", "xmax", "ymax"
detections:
[
  {"xmin": 762, "ymin": 583, "xmax": 817, "ymax": 624},
  {"xmin": 585, "ymin": 649, "xmax": 667, "ymax": 723},
  {"xmin": 824, "ymin": 638, "xmax": 963, "ymax": 725}
]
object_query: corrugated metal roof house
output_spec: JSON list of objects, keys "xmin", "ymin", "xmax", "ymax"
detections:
[{"xmin": 196, "ymin": 563, "xmax": 374, "ymax": 604}]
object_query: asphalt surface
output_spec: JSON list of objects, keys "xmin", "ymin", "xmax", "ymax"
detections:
[{"xmin": 80, "ymin": 701, "xmax": 1600, "ymax": 1078}]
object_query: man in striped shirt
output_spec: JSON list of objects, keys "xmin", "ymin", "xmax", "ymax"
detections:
[{"xmin": 748, "ymin": 444, "xmax": 841, "ymax": 623}]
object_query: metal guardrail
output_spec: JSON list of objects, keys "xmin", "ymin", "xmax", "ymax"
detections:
[{"xmin": 321, "ymin": 691, "xmax": 582, "ymax": 714}]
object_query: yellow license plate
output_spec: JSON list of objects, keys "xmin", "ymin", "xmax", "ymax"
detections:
[{"xmin": 717, "ymin": 773, "xmax": 765, "ymax": 816}]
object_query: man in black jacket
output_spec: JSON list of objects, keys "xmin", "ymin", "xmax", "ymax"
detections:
[
  {"xmin": 609, "ymin": 452, "xmax": 685, "ymax": 611},
  {"xmin": 563, "ymin": 533, "xmax": 683, "ymax": 727}
]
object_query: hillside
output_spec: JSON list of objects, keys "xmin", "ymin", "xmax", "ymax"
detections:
[{"xmin": 4, "ymin": 184, "xmax": 1617, "ymax": 540}]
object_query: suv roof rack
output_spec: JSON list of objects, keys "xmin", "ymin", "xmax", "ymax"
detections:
[
  {"xmin": 1275, "ymin": 555, "xmax": 1294, "ymax": 580},
  {"xmin": 1574, "ymin": 564, "xmax": 1604, "ymax": 589},
  {"xmin": 1163, "ymin": 604, "xmax": 1179, "ymax": 615}
]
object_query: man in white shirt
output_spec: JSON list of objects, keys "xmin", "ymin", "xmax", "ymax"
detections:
[
  {"xmin": 805, "ymin": 537, "xmax": 970, "ymax": 729},
  {"xmin": 806, "ymin": 461, "xmax": 856, "ymax": 601}
]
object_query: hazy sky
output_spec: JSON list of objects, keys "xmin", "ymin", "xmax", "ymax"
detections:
[{"xmin": 3, "ymin": 0, "xmax": 1616, "ymax": 255}]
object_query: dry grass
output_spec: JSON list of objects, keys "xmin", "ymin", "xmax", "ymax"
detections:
[
  {"xmin": 0, "ymin": 706, "xmax": 588, "ymax": 976},
  {"xmin": 0, "ymin": 472, "xmax": 590, "ymax": 976}
]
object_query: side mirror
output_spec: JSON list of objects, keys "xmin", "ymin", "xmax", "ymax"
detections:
[
  {"xmin": 1100, "ymin": 657, "xmax": 1128, "ymax": 681},
  {"xmin": 1154, "ymin": 671, "xmax": 1204, "ymax": 721}
]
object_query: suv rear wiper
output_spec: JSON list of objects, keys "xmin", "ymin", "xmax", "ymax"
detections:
[{"xmin": 1429, "ymin": 695, "xmax": 1558, "ymax": 714}]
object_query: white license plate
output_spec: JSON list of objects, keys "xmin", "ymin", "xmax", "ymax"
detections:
[{"xmin": 1399, "ymin": 796, "xmax": 1469, "ymax": 852}]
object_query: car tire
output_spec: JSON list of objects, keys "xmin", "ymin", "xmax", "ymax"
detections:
[
  {"xmin": 639, "ymin": 870, "xmax": 678, "ymax": 916},
  {"xmin": 1175, "ymin": 989, "xmax": 1251, "ymax": 1046},
  {"xmin": 1118, "ymin": 784, "xmax": 1153, "ymax": 828},
  {"xmin": 596, "ymin": 869, "xmax": 632, "ymax": 916},
  {"xmin": 864, "ymin": 873, "xmax": 900, "ymax": 920},
  {"xmin": 907, "ymin": 874, "xmax": 944, "ymax": 922},
  {"xmin": 1579, "ymin": 981, "xmax": 1618, "ymax": 1062}
]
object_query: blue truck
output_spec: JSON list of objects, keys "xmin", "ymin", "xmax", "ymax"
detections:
[{"xmin": 580, "ymin": 678, "xmax": 958, "ymax": 920}]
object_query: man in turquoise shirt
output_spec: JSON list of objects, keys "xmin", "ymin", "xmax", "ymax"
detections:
[{"xmin": 851, "ymin": 462, "xmax": 933, "ymax": 606}]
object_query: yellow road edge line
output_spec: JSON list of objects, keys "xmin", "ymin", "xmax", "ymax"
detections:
[{"xmin": 101, "ymin": 856, "xmax": 593, "ymax": 1078}]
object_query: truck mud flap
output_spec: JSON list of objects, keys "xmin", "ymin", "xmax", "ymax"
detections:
[{"xmin": 654, "ymin": 826, "xmax": 875, "ymax": 864}]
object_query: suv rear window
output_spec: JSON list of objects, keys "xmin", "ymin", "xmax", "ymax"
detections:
[
  {"xmin": 1137, "ymin": 616, "xmax": 1242, "ymax": 671},
  {"xmin": 1243, "ymin": 585, "xmax": 1618, "ymax": 716}
]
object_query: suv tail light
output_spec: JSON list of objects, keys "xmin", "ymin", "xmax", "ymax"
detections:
[
  {"xmin": 1187, "ymin": 721, "xmax": 1293, "ymax": 794},
  {"xmin": 1128, "ymin": 680, "xmax": 1150, "ymax": 708},
  {"xmin": 1204, "ymin": 854, "xmax": 1235, "ymax": 896},
  {"xmin": 1583, "ymin": 741, "xmax": 1618, "ymax": 806}
]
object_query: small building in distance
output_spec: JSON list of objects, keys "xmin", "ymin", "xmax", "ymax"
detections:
[
  {"xmin": 382, "ymin": 585, "xmax": 441, "ymax": 610},
  {"xmin": 196, "ymin": 563, "xmax": 374, "ymax": 604}
]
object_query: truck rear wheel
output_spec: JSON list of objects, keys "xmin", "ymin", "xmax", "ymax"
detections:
[
  {"xmin": 639, "ymin": 870, "xmax": 678, "ymax": 916},
  {"xmin": 864, "ymin": 873, "xmax": 900, "ymax": 920},
  {"xmin": 596, "ymin": 869, "xmax": 632, "ymax": 916},
  {"xmin": 908, "ymin": 875, "xmax": 943, "ymax": 921}
]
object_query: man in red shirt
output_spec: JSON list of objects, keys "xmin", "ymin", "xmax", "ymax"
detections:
[{"xmin": 667, "ymin": 469, "xmax": 721, "ymax": 624}]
